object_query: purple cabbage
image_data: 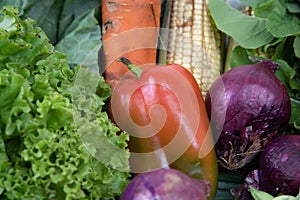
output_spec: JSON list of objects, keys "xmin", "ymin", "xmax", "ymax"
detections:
[
  {"xmin": 205, "ymin": 60, "xmax": 291, "ymax": 170},
  {"xmin": 121, "ymin": 168, "xmax": 211, "ymax": 200}
]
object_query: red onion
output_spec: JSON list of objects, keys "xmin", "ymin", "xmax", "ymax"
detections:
[
  {"xmin": 121, "ymin": 168, "xmax": 211, "ymax": 200},
  {"xmin": 205, "ymin": 60, "xmax": 291, "ymax": 170},
  {"xmin": 259, "ymin": 134, "xmax": 300, "ymax": 196}
]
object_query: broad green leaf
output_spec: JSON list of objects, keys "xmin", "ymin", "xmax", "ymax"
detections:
[
  {"xmin": 267, "ymin": 11, "xmax": 300, "ymax": 37},
  {"xmin": 275, "ymin": 59, "xmax": 292, "ymax": 92},
  {"xmin": 291, "ymin": 98, "xmax": 300, "ymax": 130},
  {"xmin": 273, "ymin": 196, "xmax": 296, "ymax": 200},
  {"xmin": 286, "ymin": 2, "xmax": 300, "ymax": 13},
  {"xmin": 263, "ymin": 37, "xmax": 284, "ymax": 54},
  {"xmin": 294, "ymin": 35, "xmax": 300, "ymax": 58},
  {"xmin": 252, "ymin": 0, "xmax": 286, "ymax": 18},
  {"xmin": 58, "ymin": 0, "xmax": 100, "ymax": 40},
  {"xmin": 272, "ymin": 37, "xmax": 295, "ymax": 66},
  {"xmin": 208, "ymin": 0, "xmax": 274, "ymax": 49},
  {"xmin": 252, "ymin": 0, "xmax": 300, "ymax": 37},
  {"xmin": 21, "ymin": 0, "xmax": 63, "ymax": 44},
  {"xmin": 275, "ymin": 59, "xmax": 300, "ymax": 129},
  {"xmin": 250, "ymin": 187, "xmax": 274, "ymax": 200},
  {"xmin": 229, "ymin": 46, "xmax": 253, "ymax": 68},
  {"xmin": 240, "ymin": 0, "xmax": 266, "ymax": 8},
  {"xmin": 55, "ymin": 9, "xmax": 101, "ymax": 66},
  {"xmin": 289, "ymin": 62, "xmax": 300, "ymax": 99},
  {"xmin": 82, "ymin": 43, "xmax": 104, "ymax": 74},
  {"xmin": 296, "ymin": 189, "xmax": 300, "ymax": 199}
]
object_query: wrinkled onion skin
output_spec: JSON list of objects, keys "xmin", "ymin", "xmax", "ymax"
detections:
[
  {"xmin": 121, "ymin": 168, "xmax": 211, "ymax": 200},
  {"xmin": 260, "ymin": 135, "xmax": 300, "ymax": 196},
  {"xmin": 205, "ymin": 60, "xmax": 291, "ymax": 170}
]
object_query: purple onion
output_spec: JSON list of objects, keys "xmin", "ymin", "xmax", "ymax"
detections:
[
  {"xmin": 259, "ymin": 134, "xmax": 300, "ymax": 196},
  {"xmin": 121, "ymin": 168, "xmax": 211, "ymax": 200},
  {"xmin": 205, "ymin": 60, "xmax": 291, "ymax": 170}
]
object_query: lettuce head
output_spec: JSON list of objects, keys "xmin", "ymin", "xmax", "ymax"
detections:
[{"xmin": 0, "ymin": 6, "xmax": 130, "ymax": 200}]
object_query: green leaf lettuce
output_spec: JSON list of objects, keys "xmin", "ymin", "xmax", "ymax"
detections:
[{"xmin": 0, "ymin": 6, "xmax": 130, "ymax": 200}]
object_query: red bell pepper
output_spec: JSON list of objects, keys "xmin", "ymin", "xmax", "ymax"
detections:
[{"xmin": 110, "ymin": 57, "xmax": 218, "ymax": 199}]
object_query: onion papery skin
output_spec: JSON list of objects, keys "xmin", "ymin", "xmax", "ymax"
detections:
[{"xmin": 205, "ymin": 60, "xmax": 291, "ymax": 170}]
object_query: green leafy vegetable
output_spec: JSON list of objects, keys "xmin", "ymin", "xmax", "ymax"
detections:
[
  {"xmin": 55, "ymin": 9, "xmax": 101, "ymax": 66},
  {"xmin": 243, "ymin": 0, "xmax": 300, "ymax": 37},
  {"xmin": 250, "ymin": 187, "xmax": 274, "ymax": 200},
  {"xmin": 250, "ymin": 187, "xmax": 300, "ymax": 200},
  {"xmin": 229, "ymin": 46, "xmax": 253, "ymax": 68},
  {"xmin": 208, "ymin": 0, "xmax": 274, "ymax": 49},
  {"xmin": 0, "ymin": 6, "xmax": 130, "ymax": 199},
  {"xmin": 0, "ymin": 0, "xmax": 102, "ymax": 66}
]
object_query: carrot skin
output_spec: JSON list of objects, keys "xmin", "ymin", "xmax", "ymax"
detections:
[{"xmin": 102, "ymin": 0, "xmax": 161, "ymax": 89}]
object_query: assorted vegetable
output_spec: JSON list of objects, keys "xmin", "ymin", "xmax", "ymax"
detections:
[
  {"xmin": 120, "ymin": 168, "xmax": 211, "ymax": 200},
  {"xmin": 110, "ymin": 57, "xmax": 218, "ymax": 199},
  {"xmin": 205, "ymin": 60, "xmax": 291, "ymax": 170},
  {"xmin": 0, "ymin": 0, "xmax": 299, "ymax": 199},
  {"xmin": 0, "ymin": 6, "xmax": 130, "ymax": 199},
  {"xmin": 208, "ymin": 0, "xmax": 300, "ymax": 132},
  {"xmin": 208, "ymin": 0, "xmax": 300, "ymax": 197}
]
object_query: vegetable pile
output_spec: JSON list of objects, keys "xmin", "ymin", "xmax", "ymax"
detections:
[
  {"xmin": 1, "ymin": 0, "xmax": 300, "ymax": 200},
  {"xmin": 208, "ymin": 0, "xmax": 300, "ymax": 199},
  {"xmin": 209, "ymin": 0, "xmax": 300, "ymax": 132},
  {"xmin": 0, "ymin": 6, "xmax": 130, "ymax": 199}
]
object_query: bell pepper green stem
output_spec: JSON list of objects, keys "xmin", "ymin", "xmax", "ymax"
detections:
[{"xmin": 118, "ymin": 57, "xmax": 142, "ymax": 80}]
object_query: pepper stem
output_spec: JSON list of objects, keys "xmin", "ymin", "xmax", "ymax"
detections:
[{"xmin": 118, "ymin": 57, "xmax": 142, "ymax": 79}]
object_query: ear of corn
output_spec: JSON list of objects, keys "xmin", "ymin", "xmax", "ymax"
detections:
[{"xmin": 167, "ymin": 0, "xmax": 223, "ymax": 97}]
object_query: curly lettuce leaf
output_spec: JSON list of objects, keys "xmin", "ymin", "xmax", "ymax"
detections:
[{"xmin": 0, "ymin": 6, "xmax": 130, "ymax": 199}]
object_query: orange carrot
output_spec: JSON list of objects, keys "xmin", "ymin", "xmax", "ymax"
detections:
[{"xmin": 101, "ymin": 0, "xmax": 161, "ymax": 89}]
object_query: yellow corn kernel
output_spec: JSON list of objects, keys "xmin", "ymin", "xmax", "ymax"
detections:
[{"xmin": 167, "ymin": 0, "xmax": 223, "ymax": 97}]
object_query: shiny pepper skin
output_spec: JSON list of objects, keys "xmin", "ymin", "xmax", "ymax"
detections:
[{"xmin": 109, "ymin": 58, "xmax": 218, "ymax": 199}]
